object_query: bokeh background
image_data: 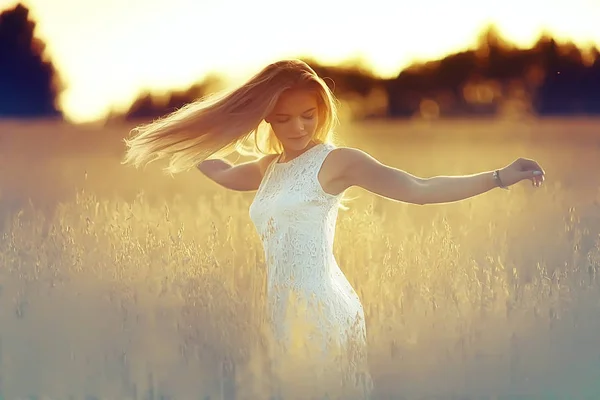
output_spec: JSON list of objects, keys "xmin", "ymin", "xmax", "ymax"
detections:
[{"xmin": 1, "ymin": 1, "xmax": 600, "ymax": 399}]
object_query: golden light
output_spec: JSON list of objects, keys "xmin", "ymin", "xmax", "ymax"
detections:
[{"xmin": 3, "ymin": 0, "xmax": 599, "ymax": 123}]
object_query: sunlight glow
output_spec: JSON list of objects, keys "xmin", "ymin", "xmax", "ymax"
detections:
[{"xmin": 2, "ymin": 0, "xmax": 599, "ymax": 122}]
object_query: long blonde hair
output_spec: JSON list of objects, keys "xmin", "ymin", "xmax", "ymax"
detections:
[{"xmin": 122, "ymin": 59, "xmax": 340, "ymax": 174}]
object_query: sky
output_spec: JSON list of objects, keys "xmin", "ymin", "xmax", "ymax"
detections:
[{"xmin": 2, "ymin": 0, "xmax": 600, "ymax": 123}]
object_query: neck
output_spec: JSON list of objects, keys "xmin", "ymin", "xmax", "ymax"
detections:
[{"xmin": 279, "ymin": 141, "xmax": 318, "ymax": 163}]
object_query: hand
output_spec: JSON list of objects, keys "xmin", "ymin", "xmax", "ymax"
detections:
[{"xmin": 499, "ymin": 158, "xmax": 545, "ymax": 188}]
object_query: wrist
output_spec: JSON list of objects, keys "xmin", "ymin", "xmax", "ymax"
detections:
[{"xmin": 493, "ymin": 169, "xmax": 509, "ymax": 190}]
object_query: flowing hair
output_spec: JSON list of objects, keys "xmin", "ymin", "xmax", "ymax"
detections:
[{"xmin": 122, "ymin": 59, "xmax": 340, "ymax": 174}]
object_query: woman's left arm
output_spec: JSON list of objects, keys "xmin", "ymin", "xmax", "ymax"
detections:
[{"xmin": 333, "ymin": 148, "xmax": 545, "ymax": 206}]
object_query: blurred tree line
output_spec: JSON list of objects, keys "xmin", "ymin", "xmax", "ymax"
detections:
[
  {"xmin": 1, "ymin": 3, "xmax": 599, "ymax": 121},
  {"xmin": 0, "ymin": 3, "xmax": 63, "ymax": 118}
]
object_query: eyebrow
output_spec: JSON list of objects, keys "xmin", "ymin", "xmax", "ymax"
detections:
[{"xmin": 275, "ymin": 107, "xmax": 316, "ymax": 116}]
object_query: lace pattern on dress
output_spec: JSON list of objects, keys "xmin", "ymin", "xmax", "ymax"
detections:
[{"xmin": 249, "ymin": 142, "xmax": 373, "ymax": 398}]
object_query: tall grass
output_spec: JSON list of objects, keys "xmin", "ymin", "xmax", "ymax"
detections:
[{"xmin": 1, "ymin": 119, "xmax": 600, "ymax": 399}]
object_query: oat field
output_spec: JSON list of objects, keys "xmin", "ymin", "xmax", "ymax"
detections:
[{"xmin": 1, "ymin": 118, "xmax": 599, "ymax": 399}]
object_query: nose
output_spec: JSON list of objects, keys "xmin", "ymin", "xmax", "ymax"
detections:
[{"xmin": 293, "ymin": 117, "xmax": 304, "ymax": 131}]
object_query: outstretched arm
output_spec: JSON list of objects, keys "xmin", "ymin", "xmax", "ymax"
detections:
[
  {"xmin": 197, "ymin": 154, "xmax": 277, "ymax": 191},
  {"xmin": 332, "ymin": 148, "xmax": 545, "ymax": 205}
]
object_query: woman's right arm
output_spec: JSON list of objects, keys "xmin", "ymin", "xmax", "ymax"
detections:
[{"xmin": 197, "ymin": 154, "xmax": 277, "ymax": 191}]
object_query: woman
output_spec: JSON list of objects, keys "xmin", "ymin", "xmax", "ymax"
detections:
[{"xmin": 123, "ymin": 59, "xmax": 545, "ymax": 399}]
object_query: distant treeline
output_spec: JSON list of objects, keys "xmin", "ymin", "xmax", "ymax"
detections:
[
  {"xmin": 1, "ymin": 3, "xmax": 599, "ymax": 121},
  {"xmin": 120, "ymin": 28, "xmax": 600, "ymax": 120}
]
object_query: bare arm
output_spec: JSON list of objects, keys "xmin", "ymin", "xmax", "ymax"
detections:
[
  {"xmin": 197, "ymin": 154, "xmax": 277, "ymax": 191},
  {"xmin": 331, "ymin": 148, "xmax": 544, "ymax": 205}
]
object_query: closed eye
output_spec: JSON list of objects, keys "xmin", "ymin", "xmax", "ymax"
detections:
[{"xmin": 274, "ymin": 107, "xmax": 316, "ymax": 123}]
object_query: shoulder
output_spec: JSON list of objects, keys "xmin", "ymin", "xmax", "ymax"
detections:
[
  {"xmin": 316, "ymin": 145, "xmax": 385, "ymax": 195},
  {"xmin": 322, "ymin": 146, "xmax": 377, "ymax": 172},
  {"xmin": 257, "ymin": 153, "xmax": 279, "ymax": 175},
  {"xmin": 256, "ymin": 154, "xmax": 279, "ymax": 170},
  {"xmin": 258, "ymin": 153, "xmax": 278, "ymax": 166},
  {"xmin": 320, "ymin": 145, "xmax": 380, "ymax": 183}
]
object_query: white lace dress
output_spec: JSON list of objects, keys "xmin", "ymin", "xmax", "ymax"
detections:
[{"xmin": 249, "ymin": 142, "xmax": 373, "ymax": 399}]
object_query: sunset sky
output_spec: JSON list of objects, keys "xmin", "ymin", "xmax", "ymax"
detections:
[{"xmin": 2, "ymin": 0, "xmax": 600, "ymax": 123}]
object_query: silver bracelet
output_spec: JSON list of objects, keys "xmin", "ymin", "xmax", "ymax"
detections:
[{"xmin": 493, "ymin": 170, "xmax": 509, "ymax": 190}]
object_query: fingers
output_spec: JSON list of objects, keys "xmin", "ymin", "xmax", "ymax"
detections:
[
  {"xmin": 528, "ymin": 163, "xmax": 544, "ymax": 175},
  {"xmin": 531, "ymin": 170, "xmax": 545, "ymax": 187},
  {"xmin": 512, "ymin": 158, "xmax": 545, "ymax": 188}
]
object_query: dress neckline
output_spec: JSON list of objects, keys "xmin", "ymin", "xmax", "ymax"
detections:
[{"xmin": 274, "ymin": 143, "xmax": 324, "ymax": 166}]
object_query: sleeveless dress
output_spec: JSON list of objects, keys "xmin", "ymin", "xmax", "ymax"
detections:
[{"xmin": 249, "ymin": 142, "xmax": 373, "ymax": 399}]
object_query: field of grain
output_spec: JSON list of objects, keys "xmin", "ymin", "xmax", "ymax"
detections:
[{"xmin": 1, "ymin": 118, "xmax": 600, "ymax": 399}]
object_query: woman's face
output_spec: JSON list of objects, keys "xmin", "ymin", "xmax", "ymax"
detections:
[{"xmin": 266, "ymin": 88, "xmax": 319, "ymax": 152}]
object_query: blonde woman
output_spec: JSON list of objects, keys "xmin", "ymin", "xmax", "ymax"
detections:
[{"xmin": 123, "ymin": 59, "xmax": 545, "ymax": 399}]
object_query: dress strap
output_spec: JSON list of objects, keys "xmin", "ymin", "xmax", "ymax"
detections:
[
  {"xmin": 307, "ymin": 143, "xmax": 340, "ymax": 198},
  {"xmin": 309, "ymin": 143, "xmax": 336, "ymax": 175}
]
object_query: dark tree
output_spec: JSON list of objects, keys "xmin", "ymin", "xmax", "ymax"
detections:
[{"xmin": 0, "ymin": 3, "xmax": 63, "ymax": 118}]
